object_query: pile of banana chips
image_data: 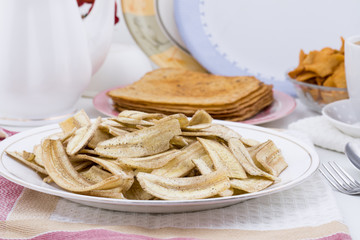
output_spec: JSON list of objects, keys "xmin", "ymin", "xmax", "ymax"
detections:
[
  {"xmin": 7, "ymin": 109, "xmax": 287, "ymax": 200},
  {"xmin": 108, "ymin": 68, "xmax": 274, "ymax": 121}
]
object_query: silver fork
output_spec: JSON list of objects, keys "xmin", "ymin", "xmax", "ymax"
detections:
[{"xmin": 319, "ymin": 161, "xmax": 360, "ymax": 195}]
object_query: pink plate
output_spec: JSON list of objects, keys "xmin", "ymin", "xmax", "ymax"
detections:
[{"xmin": 93, "ymin": 87, "xmax": 296, "ymax": 125}]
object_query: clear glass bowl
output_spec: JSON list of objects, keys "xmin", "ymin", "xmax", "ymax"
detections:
[{"xmin": 288, "ymin": 77, "xmax": 348, "ymax": 113}]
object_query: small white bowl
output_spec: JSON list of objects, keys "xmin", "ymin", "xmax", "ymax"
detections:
[{"xmin": 322, "ymin": 99, "xmax": 360, "ymax": 137}]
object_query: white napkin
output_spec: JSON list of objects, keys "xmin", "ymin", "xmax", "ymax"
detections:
[{"xmin": 288, "ymin": 116, "xmax": 356, "ymax": 153}]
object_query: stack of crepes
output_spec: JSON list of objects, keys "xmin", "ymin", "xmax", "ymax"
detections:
[{"xmin": 108, "ymin": 68, "xmax": 273, "ymax": 121}]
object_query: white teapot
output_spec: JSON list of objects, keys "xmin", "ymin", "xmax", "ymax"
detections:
[{"xmin": 0, "ymin": 0, "xmax": 114, "ymax": 122}]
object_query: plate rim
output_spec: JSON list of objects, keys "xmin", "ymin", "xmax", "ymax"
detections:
[
  {"xmin": 0, "ymin": 120, "xmax": 319, "ymax": 209},
  {"xmin": 92, "ymin": 86, "xmax": 296, "ymax": 125}
]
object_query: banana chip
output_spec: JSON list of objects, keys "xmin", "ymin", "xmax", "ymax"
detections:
[
  {"xmin": 183, "ymin": 123, "xmax": 212, "ymax": 131},
  {"xmin": 73, "ymin": 154, "xmax": 134, "ymax": 192},
  {"xmin": 81, "ymin": 165, "xmax": 113, "ymax": 183},
  {"xmin": 59, "ymin": 109, "xmax": 91, "ymax": 134},
  {"xmin": 188, "ymin": 109, "xmax": 213, "ymax": 126},
  {"xmin": 79, "ymin": 165, "xmax": 129, "ymax": 199},
  {"xmin": 42, "ymin": 139, "xmax": 125, "ymax": 192},
  {"xmin": 112, "ymin": 116, "xmax": 155, "ymax": 126},
  {"xmin": 83, "ymin": 188, "xmax": 125, "ymax": 199},
  {"xmin": 124, "ymin": 179, "xmax": 154, "ymax": 200},
  {"xmin": 66, "ymin": 117, "xmax": 101, "ymax": 156},
  {"xmin": 151, "ymin": 142, "xmax": 205, "ymax": 177},
  {"xmin": 169, "ymin": 136, "xmax": 190, "ymax": 148},
  {"xmin": 116, "ymin": 149, "xmax": 181, "ymax": 170},
  {"xmin": 88, "ymin": 128, "xmax": 112, "ymax": 149},
  {"xmin": 33, "ymin": 144, "xmax": 44, "ymax": 167},
  {"xmin": 250, "ymin": 140, "xmax": 288, "ymax": 177},
  {"xmin": 192, "ymin": 155, "xmax": 214, "ymax": 175},
  {"xmin": 100, "ymin": 124, "xmax": 129, "ymax": 137},
  {"xmin": 198, "ymin": 138, "xmax": 247, "ymax": 179},
  {"xmin": 118, "ymin": 110, "xmax": 165, "ymax": 120},
  {"xmin": 240, "ymin": 137, "xmax": 260, "ymax": 147},
  {"xmin": 6, "ymin": 150, "xmax": 47, "ymax": 175},
  {"xmin": 228, "ymin": 138, "xmax": 278, "ymax": 181},
  {"xmin": 43, "ymin": 161, "xmax": 92, "ymax": 184},
  {"xmin": 137, "ymin": 170, "xmax": 230, "ymax": 200},
  {"xmin": 95, "ymin": 119, "xmax": 181, "ymax": 158},
  {"xmin": 157, "ymin": 113, "xmax": 189, "ymax": 128},
  {"xmin": 230, "ymin": 177, "xmax": 274, "ymax": 193},
  {"xmin": 181, "ymin": 124, "xmax": 241, "ymax": 142}
]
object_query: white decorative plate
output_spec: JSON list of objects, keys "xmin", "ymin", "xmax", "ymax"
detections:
[
  {"xmin": 0, "ymin": 120, "xmax": 319, "ymax": 213},
  {"xmin": 174, "ymin": 0, "xmax": 360, "ymax": 95}
]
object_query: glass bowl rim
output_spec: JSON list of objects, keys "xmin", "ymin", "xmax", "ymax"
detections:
[{"xmin": 287, "ymin": 76, "xmax": 347, "ymax": 92}]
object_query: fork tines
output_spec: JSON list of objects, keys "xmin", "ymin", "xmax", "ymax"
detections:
[{"xmin": 319, "ymin": 161, "xmax": 360, "ymax": 195}]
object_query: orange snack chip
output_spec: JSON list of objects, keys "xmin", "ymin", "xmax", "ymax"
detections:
[{"xmin": 288, "ymin": 37, "xmax": 346, "ymax": 88}]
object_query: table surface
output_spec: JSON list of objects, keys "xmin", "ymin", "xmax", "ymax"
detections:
[{"xmin": 3, "ymin": 97, "xmax": 360, "ymax": 239}]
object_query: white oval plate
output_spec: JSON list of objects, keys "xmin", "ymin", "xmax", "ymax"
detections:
[{"xmin": 0, "ymin": 120, "xmax": 319, "ymax": 213}]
